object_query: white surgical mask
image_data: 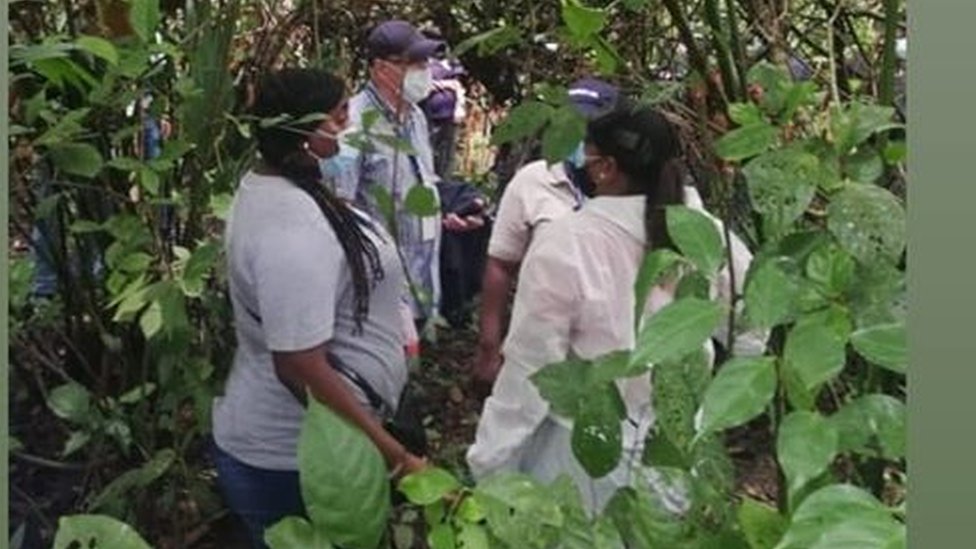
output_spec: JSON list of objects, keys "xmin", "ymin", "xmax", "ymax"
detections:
[{"xmin": 402, "ymin": 67, "xmax": 433, "ymax": 104}]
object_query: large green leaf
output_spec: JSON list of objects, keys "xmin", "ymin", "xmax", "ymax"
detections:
[
  {"xmin": 130, "ymin": 0, "xmax": 162, "ymax": 43},
  {"xmin": 783, "ymin": 319, "xmax": 849, "ymax": 391},
  {"xmin": 728, "ymin": 103, "xmax": 766, "ymax": 126},
  {"xmin": 571, "ymin": 384, "xmax": 624, "ymax": 478},
  {"xmin": 633, "ymin": 248, "xmax": 684, "ymax": 329},
  {"xmin": 398, "ymin": 467, "xmax": 460, "ymax": 506},
  {"xmin": 75, "ymin": 35, "xmax": 119, "ymax": 65},
  {"xmin": 715, "ymin": 123, "xmax": 779, "ymax": 162},
  {"xmin": 47, "ymin": 382, "xmax": 92, "ymax": 424},
  {"xmin": 89, "ymin": 449, "xmax": 176, "ymax": 515},
  {"xmin": 562, "ymin": 0, "xmax": 607, "ymax": 38},
  {"xmin": 697, "ymin": 357, "xmax": 777, "ymax": 436},
  {"xmin": 491, "ymin": 101, "xmax": 554, "ymax": 145},
  {"xmin": 831, "ymin": 102, "xmax": 902, "ymax": 154},
  {"xmin": 777, "ymin": 412, "xmax": 839, "ymax": 501},
  {"xmin": 747, "ymin": 62, "xmax": 792, "ymax": 116},
  {"xmin": 632, "ymin": 298, "xmax": 724, "ymax": 368},
  {"xmin": 531, "ymin": 356, "xmax": 593, "ymax": 418},
  {"xmin": 850, "ymin": 323, "xmax": 907, "ymax": 374},
  {"xmin": 805, "ymin": 243, "xmax": 856, "ymax": 299},
  {"xmin": 404, "ymin": 185, "xmax": 440, "ymax": 218},
  {"xmin": 605, "ymin": 481, "xmax": 688, "ymax": 548},
  {"xmin": 831, "ymin": 394, "xmax": 906, "ymax": 460},
  {"xmin": 828, "ymin": 184, "xmax": 906, "ymax": 265},
  {"xmin": 774, "ymin": 484, "xmax": 904, "ymax": 549},
  {"xmin": 542, "ymin": 105, "xmax": 587, "ymax": 163},
  {"xmin": 738, "ymin": 498, "xmax": 788, "ymax": 549},
  {"xmin": 742, "ymin": 148, "xmax": 820, "ymax": 239},
  {"xmin": 744, "ymin": 257, "xmax": 799, "ymax": 329},
  {"xmin": 653, "ymin": 349, "xmax": 712, "ymax": 451},
  {"xmin": 53, "ymin": 515, "xmax": 152, "ymax": 549},
  {"xmin": 844, "ymin": 147, "xmax": 884, "ymax": 184},
  {"xmin": 299, "ymin": 398, "xmax": 390, "ymax": 549},
  {"xmin": 666, "ymin": 206, "xmax": 725, "ymax": 275},
  {"xmin": 475, "ymin": 474, "xmax": 565, "ymax": 548},
  {"xmin": 453, "ymin": 26, "xmax": 522, "ymax": 57},
  {"xmin": 266, "ymin": 517, "xmax": 333, "ymax": 549},
  {"xmin": 49, "ymin": 143, "xmax": 104, "ymax": 178}
]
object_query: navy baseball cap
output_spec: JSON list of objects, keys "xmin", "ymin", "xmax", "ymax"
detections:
[
  {"xmin": 568, "ymin": 78, "xmax": 619, "ymax": 119},
  {"xmin": 367, "ymin": 20, "xmax": 446, "ymax": 62}
]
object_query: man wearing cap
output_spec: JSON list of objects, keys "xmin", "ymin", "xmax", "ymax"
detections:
[
  {"xmin": 333, "ymin": 20, "xmax": 484, "ymax": 328},
  {"xmin": 472, "ymin": 78, "xmax": 620, "ymax": 388}
]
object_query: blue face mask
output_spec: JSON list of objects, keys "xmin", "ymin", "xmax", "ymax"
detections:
[
  {"xmin": 317, "ymin": 142, "xmax": 358, "ymax": 181},
  {"xmin": 567, "ymin": 142, "xmax": 586, "ymax": 169}
]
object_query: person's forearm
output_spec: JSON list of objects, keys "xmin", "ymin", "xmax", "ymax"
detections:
[
  {"xmin": 478, "ymin": 256, "xmax": 518, "ymax": 350},
  {"xmin": 275, "ymin": 351, "xmax": 410, "ymax": 469}
]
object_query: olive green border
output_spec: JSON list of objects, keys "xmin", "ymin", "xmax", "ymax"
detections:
[
  {"xmin": 3, "ymin": 0, "xmax": 12, "ymax": 544},
  {"xmin": 908, "ymin": 1, "xmax": 976, "ymax": 548}
]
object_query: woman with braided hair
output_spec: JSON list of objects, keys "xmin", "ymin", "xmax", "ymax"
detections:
[
  {"xmin": 467, "ymin": 102, "xmax": 765, "ymax": 514},
  {"xmin": 211, "ymin": 68, "xmax": 426, "ymax": 548}
]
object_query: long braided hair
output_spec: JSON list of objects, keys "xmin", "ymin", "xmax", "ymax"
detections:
[
  {"xmin": 251, "ymin": 68, "xmax": 384, "ymax": 332},
  {"xmin": 585, "ymin": 103, "xmax": 685, "ymax": 251}
]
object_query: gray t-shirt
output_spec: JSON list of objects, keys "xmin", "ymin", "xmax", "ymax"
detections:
[{"xmin": 213, "ymin": 171, "xmax": 408, "ymax": 471}]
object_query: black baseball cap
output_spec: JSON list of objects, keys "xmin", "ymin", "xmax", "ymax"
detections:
[{"xmin": 366, "ymin": 20, "xmax": 446, "ymax": 62}]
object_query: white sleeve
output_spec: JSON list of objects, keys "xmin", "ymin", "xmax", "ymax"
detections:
[
  {"xmin": 253, "ymin": 222, "xmax": 342, "ymax": 352},
  {"xmin": 467, "ymin": 233, "xmax": 580, "ymax": 478}
]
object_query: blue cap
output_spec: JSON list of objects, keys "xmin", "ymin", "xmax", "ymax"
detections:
[
  {"xmin": 367, "ymin": 20, "xmax": 446, "ymax": 62},
  {"xmin": 568, "ymin": 78, "xmax": 619, "ymax": 119}
]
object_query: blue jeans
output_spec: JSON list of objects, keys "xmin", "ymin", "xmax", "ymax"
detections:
[{"xmin": 210, "ymin": 440, "xmax": 305, "ymax": 549}]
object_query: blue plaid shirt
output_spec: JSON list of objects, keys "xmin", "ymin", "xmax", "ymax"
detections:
[{"xmin": 333, "ymin": 84, "xmax": 442, "ymax": 320}]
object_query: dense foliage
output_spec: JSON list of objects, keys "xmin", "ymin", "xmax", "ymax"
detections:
[{"xmin": 8, "ymin": 0, "xmax": 905, "ymax": 547}]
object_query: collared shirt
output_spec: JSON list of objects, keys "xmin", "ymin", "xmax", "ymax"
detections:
[
  {"xmin": 467, "ymin": 191, "xmax": 766, "ymax": 513},
  {"xmin": 487, "ymin": 160, "xmax": 584, "ymax": 264},
  {"xmin": 333, "ymin": 83, "xmax": 442, "ymax": 319}
]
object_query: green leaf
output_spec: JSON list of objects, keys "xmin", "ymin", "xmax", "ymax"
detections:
[
  {"xmin": 491, "ymin": 101, "xmax": 554, "ymax": 145},
  {"xmin": 89, "ymin": 449, "xmax": 176, "ymax": 513},
  {"xmin": 398, "ymin": 467, "xmax": 460, "ymax": 505},
  {"xmin": 118, "ymin": 252, "xmax": 153, "ymax": 274},
  {"xmin": 634, "ymin": 249, "xmax": 684, "ymax": 329},
  {"xmin": 210, "ymin": 193, "xmax": 233, "ymax": 221},
  {"xmin": 474, "ymin": 474, "xmax": 565, "ymax": 548},
  {"xmin": 729, "ymin": 102, "xmax": 766, "ymax": 126},
  {"xmin": 697, "ymin": 357, "xmax": 777, "ymax": 436},
  {"xmin": 542, "ymin": 105, "xmax": 587, "ymax": 163},
  {"xmin": 49, "ymin": 143, "xmax": 104, "ymax": 178},
  {"xmin": 632, "ymin": 298, "xmax": 724, "ymax": 368},
  {"xmin": 883, "ymin": 141, "xmax": 907, "ymax": 164},
  {"xmin": 457, "ymin": 523, "xmax": 490, "ymax": 549},
  {"xmin": 738, "ymin": 498, "xmax": 788, "ymax": 549},
  {"xmin": 118, "ymin": 383, "xmax": 157, "ymax": 405},
  {"xmin": 828, "ymin": 184, "xmax": 906, "ymax": 265},
  {"xmin": 781, "ymin": 81, "xmax": 818, "ymax": 123},
  {"xmin": 181, "ymin": 242, "xmax": 220, "ymax": 298},
  {"xmin": 129, "ymin": 0, "xmax": 162, "ymax": 43},
  {"xmin": 139, "ymin": 300, "xmax": 163, "ymax": 339},
  {"xmin": 605, "ymin": 481, "xmax": 687, "ymax": 548},
  {"xmin": 774, "ymin": 485, "xmax": 904, "ymax": 549},
  {"xmin": 777, "ymin": 412, "xmax": 839, "ymax": 501},
  {"xmin": 831, "ymin": 102, "xmax": 902, "ymax": 154},
  {"xmin": 53, "ymin": 515, "xmax": 152, "ymax": 549},
  {"xmin": 139, "ymin": 167, "xmax": 161, "ymax": 195},
  {"xmin": 742, "ymin": 147, "xmax": 820, "ymax": 239},
  {"xmin": 265, "ymin": 516, "xmax": 333, "ymax": 549},
  {"xmin": 453, "ymin": 26, "xmax": 522, "ymax": 57},
  {"xmin": 666, "ymin": 206, "xmax": 725, "ymax": 274},
  {"xmin": 428, "ymin": 523, "xmax": 456, "ymax": 549},
  {"xmin": 299, "ymin": 398, "xmax": 390, "ymax": 549},
  {"xmin": 783, "ymin": 320, "xmax": 848, "ymax": 391},
  {"xmin": 747, "ymin": 62, "xmax": 792, "ymax": 116},
  {"xmin": 47, "ymin": 383, "xmax": 92, "ymax": 423},
  {"xmin": 844, "ymin": 147, "xmax": 884, "ymax": 184},
  {"xmin": 643, "ymin": 429, "xmax": 688, "ymax": 469},
  {"xmin": 108, "ymin": 157, "xmax": 144, "ymax": 172},
  {"xmin": 531, "ymin": 356, "xmax": 593, "ymax": 417},
  {"xmin": 745, "ymin": 257, "xmax": 798, "ymax": 329},
  {"xmin": 562, "ymin": 0, "xmax": 607, "ymax": 38},
  {"xmin": 458, "ymin": 496, "xmax": 486, "ymax": 523},
  {"xmin": 75, "ymin": 35, "xmax": 119, "ymax": 65},
  {"xmin": 805, "ymin": 243, "xmax": 856, "ymax": 298},
  {"xmin": 70, "ymin": 220, "xmax": 106, "ymax": 234},
  {"xmin": 675, "ymin": 270, "xmax": 711, "ymax": 300},
  {"xmin": 571, "ymin": 384, "xmax": 624, "ymax": 478},
  {"xmin": 831, "ymin": 394, "xmax": 905, "ymax": 460},
  {"xmin": 850, "ymin": 323, "xmax": 906, "ymax": 374},
  {"xmin": 715, "ymin": 123, "xmax": 779, "ymax": 162},
  {"xmin": 404, "ymin": 185, "xmax": 440, "ymax": 218},
  {"xmin": 369, "ymin": 186, "xmax": 396, "ymax": 229},
  {"xmin": 62, "ymin": 431, "xmax": 92, "ymax": 457}
]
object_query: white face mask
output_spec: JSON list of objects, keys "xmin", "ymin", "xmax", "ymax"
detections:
[{"xmin": 402, "ymin": 67, "xmax": 433, "ymax": 104}]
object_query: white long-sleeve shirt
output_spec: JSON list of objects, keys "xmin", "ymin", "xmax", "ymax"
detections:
[{"xmin": 466, "ymin": 190, "xmax": 765, "ymax": 512}]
